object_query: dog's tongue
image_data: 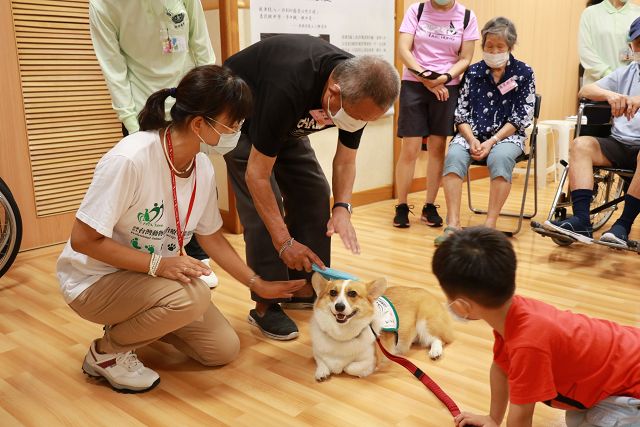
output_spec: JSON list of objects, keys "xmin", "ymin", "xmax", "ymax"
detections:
[{"xmin": 336, "ymin": 313, "xmax": 347, "ymax": 322}]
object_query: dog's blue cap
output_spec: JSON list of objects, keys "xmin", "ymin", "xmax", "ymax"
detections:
[{"xmin": 312, "ymin": 264, "xmax": 359, "ymax": 281}]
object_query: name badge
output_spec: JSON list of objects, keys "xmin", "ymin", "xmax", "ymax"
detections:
[
  {"xmin": 161, "ymin": 33, "xmax": 187, "ymax": 54},
  {"xmin": 309, "ymin": 109, "xmax": 333, "ymax": 126},
  {"xmin": 498, "ymin": 76, "xmax": 518, "ymax": 95}
]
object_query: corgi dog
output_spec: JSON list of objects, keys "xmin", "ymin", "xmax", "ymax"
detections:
[{"xmin": 310, "ymin": 273, "xmax": 454, "ymax": 381}]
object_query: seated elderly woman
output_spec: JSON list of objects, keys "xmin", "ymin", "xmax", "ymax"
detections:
[{"xmin": 435, "ymin": 16, "xmax": 536, "ymax": 245}]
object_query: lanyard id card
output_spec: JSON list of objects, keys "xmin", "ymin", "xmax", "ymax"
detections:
[{"xmin": 161, "ymin": 27, "xmax": 187, "ymax": 54}]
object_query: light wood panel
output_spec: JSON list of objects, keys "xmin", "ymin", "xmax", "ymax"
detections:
[
  {"xmin": 11, "ymin": 0, "xmax": 121, "ymax": 218},
  {"xmin": 1, "ymin": 179, "xmax": 638, "ymax": 426},
  {"xmin": 0, "ymin": 0, "xmax": 74, "ymax": 249}
]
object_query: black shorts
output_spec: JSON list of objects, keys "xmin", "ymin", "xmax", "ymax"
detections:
[
  {"xmin": 597, "ymin": 136, "xmax": 640, "ymax": 170},
  {"xmin": 397, "ymin": 80, "xmax": 459, "ymax": 138}
]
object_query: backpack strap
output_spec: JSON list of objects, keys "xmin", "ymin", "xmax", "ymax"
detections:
[
  {"xmin": 463, "ymin": 8, "xmax": 470, "ymax": 30},
  {"xmin": 417, "ymin": 2, "xmax": 425, "ymax": 23},
  {"xmin": 414, "ymin": 2, "xmax": 425, "ymax": 35}
]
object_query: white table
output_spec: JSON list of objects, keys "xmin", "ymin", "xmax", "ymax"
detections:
[
  {"xmin": 539, "ymin": 119, "xmax": 576, "ymax": 178},
  {"xmin": 513, "ymin": 124, "xmax": 554, "ymax": 189}
]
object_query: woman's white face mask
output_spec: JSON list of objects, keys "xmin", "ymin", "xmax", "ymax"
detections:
[
  {"xmin": 198, "ymin": 117, "xmax": 243, "ymax": 156},
  {"xmin": 483, "ymin": 51, "xmax": 510, "ymax": 69},
  {"xmin": 327, "ymin": 91, "xmax": 367, "ymax": 132}
]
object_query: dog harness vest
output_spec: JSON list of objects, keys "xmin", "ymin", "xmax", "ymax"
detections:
[{"xmin": 375, "ymin": 296, "xmax": 399, "ymax": 332}]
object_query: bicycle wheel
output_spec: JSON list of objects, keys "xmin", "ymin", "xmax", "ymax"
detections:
[
  {"xmin": 0, "ymin": 177, "xmax": 22, "ymax": 277},
  {"xmin": 590, "ymin": 170, "xmax": 624, "ymax": 232}
]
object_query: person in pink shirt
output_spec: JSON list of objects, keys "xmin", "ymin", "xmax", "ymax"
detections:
[{"xmin": 393, "ymin": 0, "xmax": 479, "ymax": 229}]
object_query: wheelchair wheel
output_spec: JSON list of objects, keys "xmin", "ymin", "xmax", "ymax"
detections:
[
  {"xmin": 590, "ymin": 170, "xmax": 624, "ymax": 232},
  {"xmin": 0, "ymin": 177, "xmax": 22, "ymax": 278},
  {"xmin": 551, "ymin": 236, "xmax": 574, "ymax": 247}
]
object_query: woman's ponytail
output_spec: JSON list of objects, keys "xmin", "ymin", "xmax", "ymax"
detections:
[
  {"xmin": 138, "ymin": 88, "xmax": 173, "ymax": 131},
  {"xmin": 137, "ymin": 65, "xmax": 252, "ymax": 132}
]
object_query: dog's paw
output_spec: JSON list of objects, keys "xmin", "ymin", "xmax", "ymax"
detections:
[
  {"xmin": 428, "ymin": 340, "xmax": 444, "ymax": 360},
  {"xmin": 315, "ymin": 365, "xmax": 331, "ymax": 382},
  {"xmin": 344, "ymin": 361, "xmax": 375, "ymax": 378}
]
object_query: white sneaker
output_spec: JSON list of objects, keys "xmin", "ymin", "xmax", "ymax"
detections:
[
  {"xmin": 82, "ymin": 340, "xmax": 160, "ymax": 393},
  {"xmin": 198, "ymin": 258, "xmax": 218, "ymax": 289}
]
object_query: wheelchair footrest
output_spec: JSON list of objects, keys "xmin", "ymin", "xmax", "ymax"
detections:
[
  {"xmin": 531, "ymin": 221, "xmax": 577, "ymax": 245},
  {"xmin": 531, "ymin": 221, "xmax": 640, "ymax": 253}
]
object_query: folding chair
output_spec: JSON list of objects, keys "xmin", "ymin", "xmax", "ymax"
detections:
[{"xmin": 465, "ymin": 94, "xmax": 542, "ymax": 236}]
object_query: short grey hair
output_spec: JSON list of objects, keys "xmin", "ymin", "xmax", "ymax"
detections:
[
  {"xmin": 481, "ymin": 17, "xmax": 518, "ymax": 50},
  {"xmin": 332, "ymin": 55, "xmax": 400, "ymax": 110}
]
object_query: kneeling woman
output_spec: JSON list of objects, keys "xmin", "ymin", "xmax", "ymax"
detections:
[
  {"xmin": 57, "ymin": 65, "xmax": 305, "ymax": 392},
  {"xmin": 435, "ymin": 17, "xmax": 536, "ymax": 245}
]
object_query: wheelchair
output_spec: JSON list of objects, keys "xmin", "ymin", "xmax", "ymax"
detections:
[
  {"xmin": 531, "ymin": 100, "xmax": 638, "ymax": 252},
  {"xmin": 0, "ymin": 177, "xmax": 22, "ymax": 277}
]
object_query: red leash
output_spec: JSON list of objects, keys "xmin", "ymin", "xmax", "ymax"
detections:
[{"xmin": 371, "ymin": 326, "xmax": 461, "ymax": 418}]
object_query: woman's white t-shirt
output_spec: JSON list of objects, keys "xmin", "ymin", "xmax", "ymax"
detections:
[{"xmin": 57, "ymin": 130, "xmax": 223, "ymax": 303}]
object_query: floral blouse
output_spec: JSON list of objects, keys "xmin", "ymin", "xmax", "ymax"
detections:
[{"xmin": 451, "ymin": 54, "xmax": 536, "ymax": 152}]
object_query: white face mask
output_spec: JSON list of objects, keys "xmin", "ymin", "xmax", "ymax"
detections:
[
  {"xmin": 201, "ymin": 118, "xmax": 242, "ymax": 156},
  {"xmin": 327, "ymin": 92, "xmax": 367, "ymax": 132},
  {"xmin": 447, "ymin": 301, "xmax": 470, "ymax": 323},
  {"xmin": 483, "ymin": 51, "xmax": 510, "ymax": 69}
]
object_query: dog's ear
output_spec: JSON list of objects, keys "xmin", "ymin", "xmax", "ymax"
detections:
[
  {"xmin": 311, "ymin": 272, "xmax": 330, "ymax": 296},
  {"xmin": 366, "ymin": 277, "xmax": 387, "ymax": 300}
]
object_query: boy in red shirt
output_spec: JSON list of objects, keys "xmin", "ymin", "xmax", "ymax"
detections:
[{"xmin": 432, "ymin": 227, "xmax": 640, "ymax": 427}]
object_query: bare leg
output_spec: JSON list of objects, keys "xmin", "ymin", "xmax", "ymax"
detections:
[
  {"xmin": 569, "ymin": 136, "xmax": 612, "ymax": 190},
  {"xmin": 426, "ymin": 135, "xmax": 447, "ymax": 204},
  {"xmin": 395, "ymin": 137, "xmax": 423, "ymax": 203},
  {"xmin": 442, "ymin": 173, "xmax": 463, "ymax": 228},
  {"xmin": 485, "ymin": 177, "xmax": 511, "ymax": 228}
]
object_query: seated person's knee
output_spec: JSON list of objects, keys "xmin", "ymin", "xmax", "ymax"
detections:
[
  {"xmin": 570, "ymin": 137, "xmax": 596, "ymax": 157},
  {"xmin": 487, "ymin": 154, "xmax": 515, "ymax": 182}
]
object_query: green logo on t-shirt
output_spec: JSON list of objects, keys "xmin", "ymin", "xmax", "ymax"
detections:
[
  {"xmin": 131, "ymin": 237, "xmax": 142, "ymax": 249},
  {"xmin": 137, "ymin": 201, "xmax": 164, "ymax": 225}
]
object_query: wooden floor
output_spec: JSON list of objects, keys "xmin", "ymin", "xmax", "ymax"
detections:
[{"xmin": 1, "ymin": 175, "xmax": 639, "ymax": 427}]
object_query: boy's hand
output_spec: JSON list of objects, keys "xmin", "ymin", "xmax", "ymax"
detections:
[{"xmin": 454, "ymin": 412, "xmax": 499, "ymax": 427}]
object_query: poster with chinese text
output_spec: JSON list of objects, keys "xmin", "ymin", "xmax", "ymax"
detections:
[{"xmin": 249, "ymin": 0, "xmax": 394, "ymax": 65}]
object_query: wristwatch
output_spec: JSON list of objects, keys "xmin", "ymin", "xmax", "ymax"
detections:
[{"xmin": 332, "ymin": 202, "xmax": 353, "ymax": 214}]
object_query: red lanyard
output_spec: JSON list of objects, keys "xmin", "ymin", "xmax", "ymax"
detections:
[{"xmin": 166, "ymin": 130, "xmax": 197, "ymax": 256}]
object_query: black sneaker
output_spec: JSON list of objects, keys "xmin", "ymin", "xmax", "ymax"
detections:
[
  {"xmin": 421, "ymin": 203, "xmax": 443, "ymax": 227},
  {"xmin": 543, "ymin": 217, "xmax": 593, "ymax": 244},
  {"xmin": 600, "ymin": 222, "xmax": 629, "ymax": 247},
  {"xmin": 248, "ymin": 305, "xmax": 299, "ymax": 341},
  {"xmin": 393, "ymin": 203, "xmax": 413, "ymax": 228}
]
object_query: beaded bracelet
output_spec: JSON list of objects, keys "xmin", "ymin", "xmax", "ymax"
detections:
[
  {"xmin": 278, "ymin": 237, "xmax": 295, "ymax": 258},
  {"xmin": 148, "ymin": 253, "xmax": 162, "ymax": 277}
]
